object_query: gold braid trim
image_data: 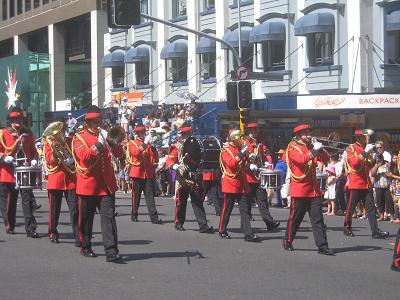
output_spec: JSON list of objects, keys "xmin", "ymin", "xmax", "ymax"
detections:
[
  {"xmin": 285, "ymin": 141, "xmax": 313, "ymax": 182},
  {"xmin": 126, "ymin": 140, "xmax": 142, "ymax": 166},
  {"xmin": 219, "ymin": 147, "xmax": 242, "ymax": 179},
  {"xmin": 0, "ymin": 129, "xmax": 20, "ymax": 154},
  {"xmin": 72, "ymin": 134, "xmax": 100, "ymax": 175},
  {"xmin": 43, "ymin": 138, "xmax": 60, "ymax": 175},
  {"xmin": 344, "ymin": 145, "xmax": 365, "ymax": 175}
]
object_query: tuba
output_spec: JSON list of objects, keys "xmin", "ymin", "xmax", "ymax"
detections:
[
  {"xmin": 106, "ymin": 125, "xmax": 127, "ymax": 146},
  {"xmin": 42, "ymin": 121, "xmax": 75, "ymax": 175}
]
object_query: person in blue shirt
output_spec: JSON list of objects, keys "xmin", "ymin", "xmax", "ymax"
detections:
[{"xmin": 274, "ymin": 149, "xmax": 288, "ymax": 207}]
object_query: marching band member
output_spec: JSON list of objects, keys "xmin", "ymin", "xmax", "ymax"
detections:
[
  {"xmin": 0, "ymin": 108, "xmax": 39, "ymax": 238},
  {"xmin": 243, "ymin": 123, "xmax": 280, "ymax": 231},
  {"xmin": 126, "ymin": 125, "xmax": 162, "ymax": 224},
  {"xmin": 343, "ymin": 130, "xmax": 389, "ymax": 239},
  {"xmin": 219, "ymin": 129, "xmax": 258, "ymax": 242},
  {"xmin": 43, "ymin": 118, "xmax": 78, "ymax": 245},
  {"xmin": 72, "ymin": 105, "xmax": 124, "ymax": 263},
  {"xmin": 283, "ymin": 124, "xmax": 333, "ymax": 255},
  {"xmin": 166, "ymin": 126, "xmax": 213, "ymax": 233}
]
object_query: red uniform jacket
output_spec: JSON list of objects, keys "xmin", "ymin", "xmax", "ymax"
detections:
[
  {"xmin": 127, "ymin": 139, "xmax": 158, "ymax": 179},
  {"xmin": 43, "ymin": 137, "xmax": 76, "ymax": 190},
  {"xmin": 0, "ymin": 127, "xmax": 37, "ymax": 183},
  {"xmin": 286, "ymin": 140, "xmax": 329, "ymax": 198},
  {"xmin": 220, "ymin": 143, "xmax": 250, "ymax": 194},
  {"xmin": 345, "ymin": 142, "xmax": 372, "ymax": 189},
  {"xmin": 72, "ymin": 129, "xmax": 123, "ymax": 196},
  {"xmin": 203, "ymin": 170, "xmax": 218, "ymax": 181},
  {"xmin": 166, "ymin": 143, "xmax": 179, "ymax": 169}
]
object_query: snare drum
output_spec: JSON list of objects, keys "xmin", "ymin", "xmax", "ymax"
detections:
[
  {"xmin": 317, "ymin": 173, "xmax": 328, "ymax": 192},
  {"xmin": 259, "ymin": 169, "xmax": 282, "ymax": 189},
  {"xmin": 15, "ymin": 166, "xmax": 42, "ymax": 189},
  {"xmin": 183, "ymin": 136, "xmax": 221, "ymax": 171}
]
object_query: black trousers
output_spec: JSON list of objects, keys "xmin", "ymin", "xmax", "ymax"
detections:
[
  {"xmin": 375, "ymin": 187, "xmax": 394, "ymax": 215},
  {"xmin": 284, "ymin": 197, "xmax": 328, "ymax": 249},
  {"xmin": 203, "ymin": 180, "xmax": 222, "ymax": 216},
  {"xmin": 175, "ymin": 186, "xmax": 209, "ymax": 230},
  {"xmin": 0, "ymin": 182, "xmax": 37, "ymax": 233},
  {"xmin": 334, "ymin": 180, "xmax": 347, "ymax": 211},
  {"xmin": 248, "ymin": 182, "xmax": 276, "ymax": 227},
  {"xmin": 393, "ymin": 227, "xmax": 400, "ymax": 268},
  {"xmin": 219, "ymin": 193, "xmax": 253, "ymax": 238},
  {"xmin": 344, "ymin": 189, "xmax": 379, "ymax": 234},
  {"xmin": 131, "ymin": 177, "xmax": 159, "ymax": 221},
  {"xmin": 48, "ymin": 189, "xmax": 79, "ymax": 244},
  {"xmin": 78, "ymin": 194, "xmax": 118, "ymax": 257}
]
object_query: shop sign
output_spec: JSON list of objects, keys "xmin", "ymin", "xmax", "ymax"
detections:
[
  {"xmin": 297, "ymin": 94, "xmax": 400, "ymax": 110},
  {"xmin": 55, "ymin": 100, "xmax": 71, "ymax": 111}
]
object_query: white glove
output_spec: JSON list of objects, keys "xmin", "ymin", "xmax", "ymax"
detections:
[
  {"xmin": 64, "ymin": 157, "xmax": 75, "ymax": 165},
  {"xmin": 31, "ymin": 159, "xmax": 38, "ymax": 167},
  {"xmin": 172, "ymin": 164, "xmax": 179, "ymax": 170},
  {"xmin": 264, "ymin": 161, "xmax": 272, "ymax": 167},
  {"xmin": 240, "ymin": 145, "xmax": 249, "ymax": 155},
  {"xmin": 313, "ymin": 142, "xmax": 323, "ymax": 151},
  {"xmin": 248, "ymin": 153, "xmax": 257, "ymax": 162},
  {"xmin": 3, "ymin": 155, "xmax": 14, "ymax": 164},
  {"xmin": 98, "ymin": 132, "xmax": 105, "ymax": 144},
  {"xmin": 249, "ymin": 164, "xmax": 258, "ymax": 171},
  {"xmin": 365, "ymin": 144, "xmax": 375, "ymax": 153}
]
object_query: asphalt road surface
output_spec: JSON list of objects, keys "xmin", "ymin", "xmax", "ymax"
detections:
[{"xmin": 0, "ymin": 190, "xmax": 398, "ymax": 300}]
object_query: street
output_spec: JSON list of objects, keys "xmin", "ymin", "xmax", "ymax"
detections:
[{"xmin": 0, "ymin": 190, "xmax": 398, "ymax": 300}]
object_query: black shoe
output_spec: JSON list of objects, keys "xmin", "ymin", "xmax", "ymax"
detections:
[
  {"xmin": 106, "ymin": 253, "xmax": 124, "ymax": 264},
  {"xmin": 343, "ymin": 229, "xmax": 354, "ymax": 237},
  {"xmin": 6, "ymin": 228, "xmax": 15, "ymax": 235},
  {"xmin": 267, "ymin": 221, "xmax": 280, "ymax": 231},
  {"xmin": 244, "ymin": 234, "xmax": 259, "ymax": 242},
  {"xmin": 131, "ymin": 215, "xmax": 138, "ymax": 222},
  {"xmin": 283, "ymin": 240, "xmax": 294, "ymax": 251},
  {"xmin": 391, "ymin": 260, "xmax": 400, "ymax": 272},
  {"xmin": 372, "ymin": 230, "xmax": 389, "ymax": 239},
  {"xmin": 114, "ymin": 211, "xmax": 119, "ymax": 217},
  {"xmin": 50, "ymin": 236, "xmax": 59, "ymax": 244},
  {"xmin": 75, "ymin": 242, "xmax": 81, "ymax": 248},
  {"xmin": 27, "ymin": 231, "xmax": 40, "ymax": 238},
  {"xmin": 199, "ymin": 226, "xmax": 214, "ymax": 234},
  {"xmin": 151, "ymin": 218, "xmax": 163, "ymax": 224},
  {"xmin": 219, "ymin": 232, "xmax": 231, "ymax": 239},
  {"xmin": 318, "ymin": 248, "xmax": 335, "ymax": 256},
  {"xmin": 33, "ymin": 203, "xmax": 41, "ymax": 211},
  {"xmin": 175, "ymin": 224, "xmax": 185, "ymax": 231},
  {"xmin": 80, "ymin": 248, "xmax": 97, "ymax": 258}
]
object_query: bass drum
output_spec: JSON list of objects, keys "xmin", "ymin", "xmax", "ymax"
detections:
[{"xmin": 182, "ymin": 136, "xmax": 221, "ymax": 171}]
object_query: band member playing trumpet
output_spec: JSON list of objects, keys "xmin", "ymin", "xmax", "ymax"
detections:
[
  {"xmin": 166, "ymin": 126, "xmax": 213, "ymax": 233},
  {"xmin": 0, "ymin": 108, "xmax": 39, "ymax": 238},
  {"xmin": 43, "ymin": 119, "xmax": 79, "ymax": 245},
  {"xmin": 126, "ymin": 125, "xmax": 162, "ymax": 224},
  {"xmin": 283, "ymin": 124, "xmax": 333, "ymax": 255},
  {"xmin": 243, "ymin": 123, "xmax": 280, "ymax": 231},
  {"xmin": 219, "ymin": 129, "xmax": 259, "ymax": 242},
  {"xmin": 72, "ymin": 106, "xmax": 124, "ymax": 263},
  {"xmin": 343, "ymin": 130, "xmax": 389, "ymax": 239}
]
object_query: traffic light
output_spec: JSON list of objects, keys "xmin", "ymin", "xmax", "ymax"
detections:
[
  {"xmin": 114, "ymin": 0, "xmax": 141, "ymax": 26},
  {"xmin": 238, "ymin": 80, "xmax": 252, "ymax": 109},
  {"xmin": 226, "ymin": 82, "xmax": 238, "ymax": 110}
]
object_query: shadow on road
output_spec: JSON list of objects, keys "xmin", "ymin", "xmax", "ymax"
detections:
[{"xmin": 121, "ymin": 250, "xmax": 207, "ymax": 263}]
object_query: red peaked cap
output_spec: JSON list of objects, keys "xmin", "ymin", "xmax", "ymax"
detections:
[
  {"xmin": 247, "ymin": 123, "xmax": 258, "ymax": 128},
  {"xmin": 8, "ymin": 111, "xmax": 23, "ymax": 118},
  {"xmin": 85, "ymin": 112, "xmax": 102, "ymax": 119},
  {"xmin": 354, "ymin": 130, "xmax": 363, "ymax": 136},
  {"xmin": 179, "ymin": 127, "xmax": 192, "ymax": 134},
  {"xmin": 134, "ymin": 125, "xmax": 146, "ymax": 133},
  {"xmin": 293, "ymin": 124, "xmax": 311, "ymax": 134}
]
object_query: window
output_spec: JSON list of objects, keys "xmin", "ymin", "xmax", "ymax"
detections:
[
  {"xmin": 257, "ymin": 40, "xmax": 285, "ymax": 72},
  {"xmin": 200, "ymin": 52, "xmax": 216, "ymax": 80},
  {"xmin": 388, "ymin": 31, "xmax": 400, "ymax": 64},
  {"xmin": 140, "ymin": 0, "xmax": 149, "ymax": 23},
  {"xmin": 2, "ymin": 0, "xmax": 7, "ymax": 20},
  {"xmin": 135, "ymin": 62, "xmax": 150, "ymax": 86},
  {"xmin": 227, "ymin": 46, "xmax": 253, "ymax": 73},
  {"xmin": 112, "ymin": 67, "xmax": 125, "ymax": 88},
  {"xmin": 17, "ymin": 0, "xmax": 23, "ymax": 14},
  {"xmin": 10, "ymin": 0, "xmax": 15, "ymax": 18},
  {"xmin": 204, "ymin": 0, "xmax": 215, "ymax": 10},
  {"xmin": 172, "ymin": 0, "xmax": 186, "ymax": 19},
  {"xmin": 167, "ymin": 58, "xmax": 188, "ymax": 82},
  {"xmin": 43, "ymin": 0, "xmax": 49, "ymax": 4},
  {"xmin": 308, "ymin": 32, "xmax": 333, "ymax": 67},
  {"xmin": 25, "ymin": 0, "xmax": 31, "ymax": 12},
  {"xmin": 34, "ymin": 0, "xmax": 40, "ymax": 9}
]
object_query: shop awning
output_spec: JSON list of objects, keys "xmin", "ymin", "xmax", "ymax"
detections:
[
  {"xmin": 125, "ymin": 47, "xmax": 150, "ymax": 63},
  {"xmin": 249, "ymin": 22, "xmax": 286, "ymax": 43},
  {"xmin": 387, "ymin": 10, "xmax": 400, "ymax": 31},
  {"xmin": 196, "ymin": 37, "xmax": 216, "ymax": 54},
  {"xmin": 101, "ymin": 50, "xmax": 125, "ymax": 68},
  {"xmin": 221, "ymin": 29, "xmax": 251, "ymax": 49},
  {"xmin": 160, "ymin": 40, "xmax": 188, "ymax": 59},
  {"xmin": 294, "ymin": 12, "xmax": 335, "ymax": 36}
]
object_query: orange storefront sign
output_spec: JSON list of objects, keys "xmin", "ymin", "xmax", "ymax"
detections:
[{"xmin": 113, "ymin": 91, "xmax": 144, "ymax": 103}]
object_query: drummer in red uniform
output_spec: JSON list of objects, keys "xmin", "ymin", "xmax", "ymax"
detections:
[
  {"xmin": 0, "ymin": 108, "xmax": 39, "ymax": 238},
  {"xmin": 283, "ymin": 124, "xmax": 334, "ymax": 255},
  {"xmin": 219, "ymin": 129, "xmax": 259, "ymax": 242},
  {"xmin": 243, "ymin": 123, "xmax": 280, "ymax": 231},
  {"xmin": 43, "ymin": 118, "xmax": 79, "ymax": 245},
  {"xmin": 72, "ymin": 105, "xmax": 124, "ymax": 263},
  {"xmin": 126, "ymin": 125, "xmax": 162, "ymax": 224},
  {"xmin": 343, "ymin": 129, "xmax": 389, "ymax": 239}
]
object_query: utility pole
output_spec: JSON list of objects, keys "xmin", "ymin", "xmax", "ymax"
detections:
[{"xmin": 237, "ymin": 1, "xmax": 247, "ymax": 135}]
